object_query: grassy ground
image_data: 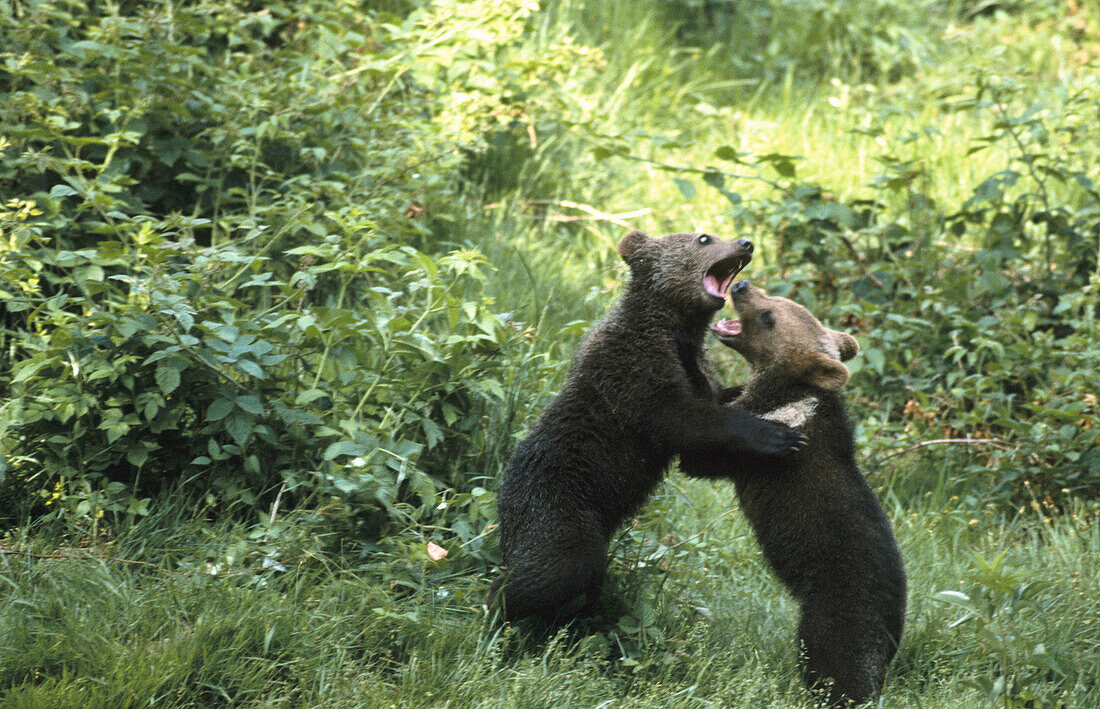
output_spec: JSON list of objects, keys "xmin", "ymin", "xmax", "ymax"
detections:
[
  {"xmin": 2, "ymin": 477, "xmax": 1098, "ymax": 707},
  {"xmin": 3, "ymin": 2, "xmax": 1099, "ymax": 707}
]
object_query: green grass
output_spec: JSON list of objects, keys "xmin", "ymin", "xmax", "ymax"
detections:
[
  {"xmin": 509, "ymin": 4, "xmax": 1097, "ymax": 239},
  {"xmin": 2, "ymin": 477, "xmax": 1098, "ymax": 707},
  {"xmin": 466, "ymin": 5, "xmax": 1100, "ymax": 344}
]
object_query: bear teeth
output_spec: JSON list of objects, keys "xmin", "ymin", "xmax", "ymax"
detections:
[
  {"xmin": 704, "ymin": 257, "xmax": 747, "ymax": 298},
  {"xmin": 711, "ymin": 319, "xmax": 742, "ymax": 337}
]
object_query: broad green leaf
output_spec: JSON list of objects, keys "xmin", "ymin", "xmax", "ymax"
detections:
[
  {"xmin": 155, "ymin": 363, "xmax": 180, "ymax": 395},
  {"xmin": 206, "ymin": 398, "xmax": 234, "ymax": 422},
  {"xmin": 225, "ymin": 413, "xmax": 252, "ymax": 447},
  {"xmin": 674, "ymin": 178, "xmax": 696, "ymax": 201},
  {"xmin": 236, "ymin": 395, "xmax": 264, "ymax": 415},
  {"xmin": 714, "ymin": 145, "xmax": 740, "ymax": 161},
  {"xmin": 324, "ymin": 441, "xmax": 368, "ymax": 461}
]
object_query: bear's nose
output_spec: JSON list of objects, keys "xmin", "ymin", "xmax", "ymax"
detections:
[
  {"xmin": 731, "ymin": 279, "xmax": 750, "ymax": 295},
  {"xmin": 735, "ymin": 238, "xmax": 753, "ymax": 253}
]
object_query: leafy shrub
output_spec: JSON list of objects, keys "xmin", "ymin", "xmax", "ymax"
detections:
[
  {"xmin": 2, "ymin": 218, "xmax": 515, "ymax": 517},
  {"xmin": 0, "ymin": 0, "xmax": 566, "ymax": 541},
  {"xmin": 751, "ymin": 81, "xmax": 1098, "ymax": 505}
]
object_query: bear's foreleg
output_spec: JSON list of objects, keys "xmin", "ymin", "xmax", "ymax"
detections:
[{"xmin": 653, "ymin": 390, "xmax": 805, "ymax": 457}]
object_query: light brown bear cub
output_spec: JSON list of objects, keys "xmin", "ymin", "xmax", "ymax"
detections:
[{"xmin": 682, "ymin": 280, "xmax": 906, "ymax": 708}]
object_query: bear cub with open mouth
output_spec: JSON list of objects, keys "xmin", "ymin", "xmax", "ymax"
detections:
[
  {"xmin": 490, "ymin": 233, "xmax": 804, "ymax": 624},
  {"xmin": 683, "ymin": 280, "xmax": 906, "ymax": 708}
]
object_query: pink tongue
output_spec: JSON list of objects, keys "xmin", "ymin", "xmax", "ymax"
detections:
[
  {"xmin": 712, "ymin": 319, "xmax": 742, "ymax": 336},
  {"xmin": 704, "ymin": 274, "xmax": 723, "ymax": 297}
]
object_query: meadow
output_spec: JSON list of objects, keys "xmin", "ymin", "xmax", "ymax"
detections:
[{"xmin": 2, "ymin": 0, "xmax": 1098, "ymax": 706}]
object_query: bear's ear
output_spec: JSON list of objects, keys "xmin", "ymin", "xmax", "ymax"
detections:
[
  {"xmin": 617, "ymin": 230, "xmax": 652, "ymax": 265},
  {"xmin": 803, "ymin": 351, "xmax": 850, "ymax": 390},
  {"xmin": 829, "ymin": 329, "xmax": 859, "ymax": 362}
]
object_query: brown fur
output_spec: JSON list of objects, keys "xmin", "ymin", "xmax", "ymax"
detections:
[
  {"xmin": 716, "ymin": 283, "xmax": 858, "ymax": 392},
  {"xmin": 685, "ymin": 281, "xmax": 906, "ymax": 707},
  {"xmin": 490, "ymin": 234, "xmax": 804, "ymax": 624}
]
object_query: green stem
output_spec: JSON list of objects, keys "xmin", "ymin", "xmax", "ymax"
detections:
[
  {"xmin": 350, "ymin": 276, "xmax": 461, "ymax": 421},
  {"xmin": 217, "ymin": 202, "xmax": 312, "ymax": 291}
]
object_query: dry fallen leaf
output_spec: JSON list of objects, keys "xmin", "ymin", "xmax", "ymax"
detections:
[{"xmin": 426, "ymin": 542, "xmax": 448, "ymax": 562}]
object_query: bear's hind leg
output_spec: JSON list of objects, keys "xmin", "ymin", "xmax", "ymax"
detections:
[
  {"xmin": 492, "ymin": 516, "xmax": 608, "ymax": 624},
  {"xmin": 796, "ymin": 598, "xmax": 887, "ymax": 707}
]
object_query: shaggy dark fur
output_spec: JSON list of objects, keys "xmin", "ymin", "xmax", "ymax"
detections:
[
  {"xmin": 684, "ymin": 280, "xmax": 906, "ymax": 707},
  {"xmin": 490, "ymin": 232, "xmax": 803, "ymax": 623}
]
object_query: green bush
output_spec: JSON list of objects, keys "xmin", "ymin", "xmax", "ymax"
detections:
[
  {"xmin": 701, "ymin": 76, "xmax": 1100, "ymax": 504},
  {"xmin": 0, "ymin": 0, "xmax": 565, "ymax": 541}
]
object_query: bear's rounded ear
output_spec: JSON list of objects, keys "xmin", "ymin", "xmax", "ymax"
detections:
[
  {"xmin": 617, "ymin": 230, "xmax": 652, "ymax": 265},
  {"xmin": 803, "ymin": 352, "xmax": 850, "ymax": 390},
  {"xmin": 829, "ymin": 330, "xmax": 859, "ymax": 362}
]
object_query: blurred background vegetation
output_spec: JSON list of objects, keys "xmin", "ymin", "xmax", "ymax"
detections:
[{"xmin": 1, "ymin": 0, "xmax": 1098, "ymax": 706}]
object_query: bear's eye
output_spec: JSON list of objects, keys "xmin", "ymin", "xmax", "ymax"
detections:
[
  {"xmin": 696, "ymin": 234, "xmax": 711, "ymax": 245},
  {"xmin": 760, "ymin": 311, "xmax": 775, "ymax": 329}
]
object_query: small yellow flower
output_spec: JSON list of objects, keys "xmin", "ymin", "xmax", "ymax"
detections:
[{"xmin": 44, "ymin": 480, "xmax": 64, "ymax": 506}]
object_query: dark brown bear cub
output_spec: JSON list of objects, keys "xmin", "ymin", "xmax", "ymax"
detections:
[
  {"xmin": 685, "ymin": 281, "xmax": 906, "ymax": 707},
  {"xmin": 490, "ymin": 232, "xmax": 804, "ymax": 624}
]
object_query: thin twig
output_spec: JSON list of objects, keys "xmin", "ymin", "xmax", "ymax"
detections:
[
  {"xmin": 615, "ymin": 151, "xmax": 785, "ymax": 189},
  {"xmin": 839, "ymin": 231, "xmax": 884, "ymax": 287},
  {"xmin": 485, "ymin": 199, "xmax": 651, "ymax": 229},
  {"xmin": 878, "ymin": 438, "xmax": 1010, "ymax": 463},
  {"xmin": 668, "ymin": 508, "xmax": 739, "ymax": 550}
]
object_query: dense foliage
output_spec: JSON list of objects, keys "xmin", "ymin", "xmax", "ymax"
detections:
[
  {"xmin": 0, "ymin": 0, "xmax": 571, "ymax": 551},
  {"xmin": 7, "ymin": 0, "xmax": 1093, "ymax": 531}
]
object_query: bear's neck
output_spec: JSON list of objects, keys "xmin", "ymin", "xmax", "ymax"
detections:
[
  {"xmin": 738, "ymin": 370, "xmax": 855, "ymax": 463},
  {"xmin": 620, "ymin": 283, "xmax": 713, "ymax": 336},
  {"xmin": 738, "ymin": 371, "xmax": 827, "ymax": 415}
]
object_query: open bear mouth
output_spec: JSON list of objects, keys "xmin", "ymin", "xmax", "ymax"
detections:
[
  {"xmin": 710, "ymin": 318, "xmax": 742, "ymax": 339},
  {"xmin": 703, "ymin": 256, "xmax": 749, "ymax": 299}
]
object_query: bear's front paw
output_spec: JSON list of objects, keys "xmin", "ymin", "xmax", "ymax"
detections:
[{"xmin": 749, "ymin": 420, "xmax": 806, "ymax": 456}]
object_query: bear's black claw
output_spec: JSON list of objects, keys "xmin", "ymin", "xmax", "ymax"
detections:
[{"xmin": 752, "ymin": 420, "xmax": 805, "ymax": 457}]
